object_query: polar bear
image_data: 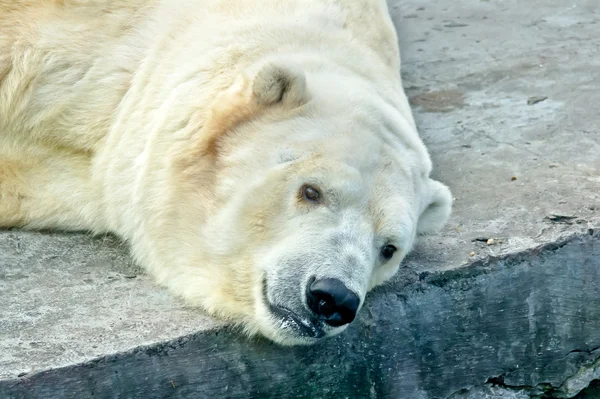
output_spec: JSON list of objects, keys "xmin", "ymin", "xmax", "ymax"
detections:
[{"xmin": 0, "ymin": 0, "xmax": 452, "ymax": 345}]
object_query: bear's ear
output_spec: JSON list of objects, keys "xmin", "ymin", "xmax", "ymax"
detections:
[
  {"xmin": 416, "ymin": 178, "xmax": 453, "ymax": 235},
  {"xmin": 251, "ymin": 62, "xmax": 310, "ymax": 107},
  {"xmin": 197, "ymin": 61, "xmax": 310, "ymax": 158}
]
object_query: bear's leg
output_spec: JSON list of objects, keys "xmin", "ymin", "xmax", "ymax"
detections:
[{"xmin": 0, "ymin": 152, "xmax": 105, "ymax": 233}]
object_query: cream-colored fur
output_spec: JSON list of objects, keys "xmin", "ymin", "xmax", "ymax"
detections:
[{"xmin": 0, "ymin": 0, "xmax": 452, "ymax": 345}]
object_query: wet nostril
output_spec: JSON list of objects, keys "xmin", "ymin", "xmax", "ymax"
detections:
[
  {"xmin": 315, "ymin": 294, "xmax": 336, "ymax": 317},
  {"xmin": 306, "ymin": 277, "xmax": 360, "ymax": 327}
]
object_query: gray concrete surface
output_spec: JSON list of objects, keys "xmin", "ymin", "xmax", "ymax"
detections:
[
  {"xmin": 1, "ymin": 0, "xmax": 599, "ymax": 397},
  {"xmin": 0, "ymin": 233, "xmax": 222, "ymax": 381},
  {"xmin": 2, "ymin": 233, "xmax": 599, "ymax": 398}
]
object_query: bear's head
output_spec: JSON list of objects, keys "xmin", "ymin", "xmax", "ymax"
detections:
[{"xmin": 153, "ymin": 60, "xmax": 452, "ymax": 345}]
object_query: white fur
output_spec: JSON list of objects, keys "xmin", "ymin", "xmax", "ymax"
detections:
[{"xmin": 0, "ymin": 0, "xmax": 452, "ymax": 345}]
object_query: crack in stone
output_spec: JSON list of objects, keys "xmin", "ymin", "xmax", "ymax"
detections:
[
  {"xmin": 446, "ymin": 348, "xmax": 600, "ymax": 398},
  {"xmin": 484, "ymin": 375, "xmax": 553, "ymax": 398},
  {"xmin": 479, "ymin": 353, "xmax": 600, "ymax": 398}
]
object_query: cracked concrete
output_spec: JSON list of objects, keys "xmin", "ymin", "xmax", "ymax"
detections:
[
  {"xmin": 460, "ymin": 351, "xmax": 600, "ymax": 399},
  {"xmin": 1, "ymin": 0, "xmax": 599, "ymax": 397}
]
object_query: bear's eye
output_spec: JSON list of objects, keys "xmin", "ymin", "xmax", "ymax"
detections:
[
  {"xmin": 302, "ymin": 185, "xmax": 321, "ymax": 202},
  {"xmin": 380, "ymin": 245, "xmax": 397, "ymax": 261}
]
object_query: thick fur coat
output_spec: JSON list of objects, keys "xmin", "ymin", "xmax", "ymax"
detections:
[{"xmin": 0, "ymin": 0, "xmax": 452, "ymax": 345}]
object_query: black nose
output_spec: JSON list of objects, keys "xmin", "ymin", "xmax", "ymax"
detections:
[{"xmin": 306, "ymin": 278, "xmax": 360, "ymax": 327}]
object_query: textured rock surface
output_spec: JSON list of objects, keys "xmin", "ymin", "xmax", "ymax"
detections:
[
  {"xmin": 0, "ymin": 232, "xmax": 221, "ymax": 381},
  {"xmin": 1, "ymin": 233, "xmax": 599, "ymax": 398},
  {"xmin": 1, "ymin": 0, "xmax": 599, "ymax": 397}
]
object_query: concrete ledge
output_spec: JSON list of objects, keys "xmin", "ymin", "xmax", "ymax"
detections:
[
  {"xmin": 2, "ymin": 233, "xmax": 599, "ymax": 398},
  {"xmin": 2, "ymin": 0, "xmax": 600, "ymax": 397},
  {"xmin": 0, "ymin": 232, "xmax": 221, "ymax": 382}
]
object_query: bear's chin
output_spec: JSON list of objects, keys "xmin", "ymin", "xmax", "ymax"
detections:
[{"xmin": 255, "ymin": 321, "xmax": 348, "ymax": 347}]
